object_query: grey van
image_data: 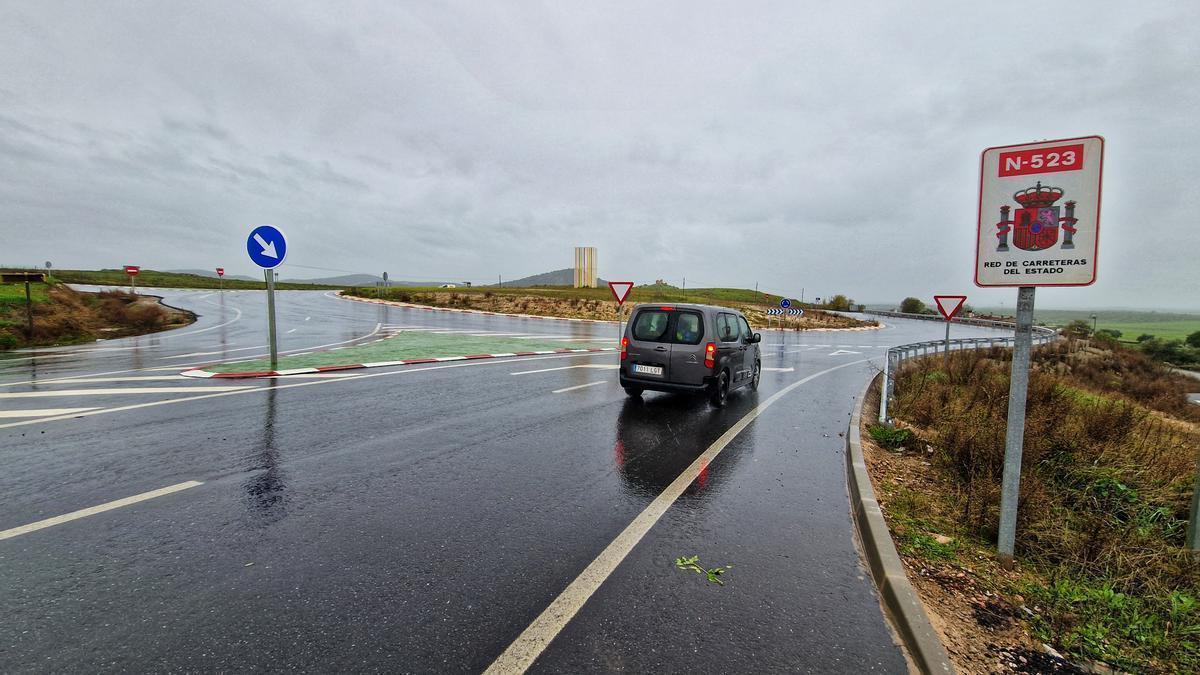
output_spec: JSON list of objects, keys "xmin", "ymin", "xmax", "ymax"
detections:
[{"xmin": 619, "ymin": 303, "xmax": 761, "ymax": 407}]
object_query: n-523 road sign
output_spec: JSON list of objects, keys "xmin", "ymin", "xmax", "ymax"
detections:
[{"xmin": 976, "ymin": 136, "xmax": 1103, "ymax": 287}]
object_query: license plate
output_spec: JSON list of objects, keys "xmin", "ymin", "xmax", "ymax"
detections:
[{"xmin": 633, "ymin": 364, "xmax": 663, "ymax": 376}]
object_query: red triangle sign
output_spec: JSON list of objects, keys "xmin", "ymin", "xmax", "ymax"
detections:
[
  {"xmin": 934, "ymin": 295, "xmax": 967, "ymax": 321},
  {"xmin": 608, "ymin": 281, "xmax": 634, "ymax": 306}
]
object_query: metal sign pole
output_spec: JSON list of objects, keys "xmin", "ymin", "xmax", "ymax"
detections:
[
  {"xmin": 944, "ymin": 319, "xmax": 951, "ymax": 365},
  {"xmin": 24, "ymin": 279, "xmax": 34, "ymax": 338},
  {"xmin": 1188, "ymin": 458, "xmax": 1200, "ymax": 554},
  {"xmin": 997, "ymin": 285, "xmax": 1035, "ymax": 568},
  {"xmin": 265, "ymin": 269, "xmax": 279, "ymax": 371}
]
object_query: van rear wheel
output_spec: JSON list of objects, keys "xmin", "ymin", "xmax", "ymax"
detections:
[
  {"xmin": 709, "ymin": 370, "xmax": 730, "ymax": 407},
  {"xmin": 623, "ymin": 386, "xmax": 643, "ymax": 398},
  {"xmin": 751, "ymin": 361, "xmax": 761, "ymax": 391}
]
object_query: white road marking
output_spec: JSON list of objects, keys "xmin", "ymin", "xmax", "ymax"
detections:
[
  {"xmin": 484, "ymin": 359, "xmax": 871, "ymax": 674},
  {"xmin": 287, "ymin": 328, "xmax": 298, "ymax": 334},
  {"xmin": 0, "ymin": 386, "xmax": 249, "ymax": 399},
  {"xmin": 511, "ymin": 364, "xmax": 620, "ymax": 375},
  {"xmin": 0, "ymin": 480, "xmax": 204, "ymax": 541},
  {"xmin": 467, "ymin": 332, "xmax": 529, "ymax": 337},
  {"xmin": 0, "ymin": 351, "xmax": 619, "ymax": 430},
  {"xmin": 305, "ymin": 316, "xmax": 311, "ymax": 321},
  {"xmin": 0, "ymin": 407, "xmax": 101, "ymax": 418},
  {"xmin": 25, "ymin": 376, "xmax": 186, "ymax": 383},
  {"xmin": 828, "ymin": 349, "xmax": 862, "ymax": 356},
  {"xmin": 761, "ymin": 367, "xmax": 795, "ymax": 372},
  {"xmin": 159, "ymin": 345, "xmax": 268, "ymax": 360},
  {"xmin": 552, "ymin": 381, "xmax": 607, "ymax": 394}
]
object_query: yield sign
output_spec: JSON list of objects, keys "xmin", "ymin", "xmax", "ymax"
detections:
[
  {"xmin": 608, "ymin": 281, "xmax": 634, "ymax": 306},
  {"xmin": 934, "ymin": 295, "xmax": 967, "ymax": 321}
]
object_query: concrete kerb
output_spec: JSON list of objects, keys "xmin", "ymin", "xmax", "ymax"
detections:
[
  {"xmin": 847, "ymin": 374, "xmax": 955, "ymax": 675},
  {"xmin": 181, "ymin": 348, "xmax": 617, "ymax": 379}
]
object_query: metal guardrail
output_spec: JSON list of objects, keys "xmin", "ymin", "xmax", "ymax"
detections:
[{"xmin": 877, "ymin": 314, "xmax": 1057, "ymax": 424}]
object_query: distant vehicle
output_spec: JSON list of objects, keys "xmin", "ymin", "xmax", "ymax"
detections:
[
  {"xmin": 439, "ymin": 284, "xmax": 457, "ymax": 288},
  {"xmin": 620, "ymin": 303, "xmax": 761, "ymax": 407}
]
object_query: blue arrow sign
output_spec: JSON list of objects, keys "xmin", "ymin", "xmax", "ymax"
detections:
[
  {"xmin": 246, "ymin": 225, "xmax": 287, "ymax": 269},
  {"xmin": 780, "ymin": 298, "xmax": 791, "ymax": 309}
]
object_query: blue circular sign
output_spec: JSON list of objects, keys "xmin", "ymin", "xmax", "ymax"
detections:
[
  {"xmin": 780, "ymin": 298, "xmax": 791, "ymax": 309},
  {"xmin": 246, "ymin": 225, "xmax": 287, "ymax": 269}
]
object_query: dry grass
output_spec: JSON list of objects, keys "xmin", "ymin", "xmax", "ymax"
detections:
[
  {"xmin": 348, "ymin": 288, "xmax": 874, "ymax": 330},
  {"xmin": 0, "ymin": 286, "xmax": 191, "ymax": 348},
  {"xmin": 886, "ymin": 340, "xmax": 1200, "ymax": 670}
]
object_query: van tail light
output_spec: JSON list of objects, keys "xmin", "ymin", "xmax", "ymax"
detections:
[
  {"xmin": 704, "ymin": 342, "xmax": 716, "ymax": 369},
  {"xmin": 620, "ymin": 336, "xmax": 629, "ymax": 361}
]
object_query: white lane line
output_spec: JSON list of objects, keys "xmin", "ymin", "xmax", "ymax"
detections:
[
  {"xmin": 0, "ymin": 324, "xmax": 382, "ymax": 388},
  {"xmin": 305, "ymin": 316, "xmax": 311, "ymax": 321},
  {"xmin": 484, "ymin": 359, "xmax": 871, "ymax": 674},
  {"xmin": 467, "ymin": 332, "xmax": 529, "ymax": 337},
  {"xmin": 761, "ymin": 367, "xmax": 795, "ymax": 372},
  {"xmin": 552, "ymin": 381, "xmax": 607, "ymax": 394},
  {"xmin": 287, "ymin": 328, "xmax": 298, "ymax": 334},
  {"xmin": 0, "ymin": 480, "xmax": 204, "ymax": 542},
  {"xmin": 0, "ymin": 407, "xmax": 101, "ymax": 418},
  {"xmin": 511, "ymin": 365, "xmax": 620, "ymax": 376},
  {"xmin": 0, "ymin": 351, "xmax": 619, "ymax": 430},
  {"xmin": 0, "ymin": 386, "xmax": 250, "ymax": 399},
  {"xmin": 159, "ymin": 345, "xmax": 268, "ymax": 360},
  {"xmin": 26, "ymin": 376, "xmax": 186, "ymax": 383}
]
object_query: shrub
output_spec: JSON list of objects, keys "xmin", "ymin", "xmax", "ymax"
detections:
[{"xmin": 900, "ymin": 297, "xmax": 926, "ymax": 314}]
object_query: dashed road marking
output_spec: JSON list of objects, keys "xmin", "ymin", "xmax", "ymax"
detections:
[
  {"xmin": 0, "ymin": 481, "xmax": 204, "ymax": 542},
  {"xmin": 0, "ymin": 386, "xmax": 250, "ymax": 399},
  {"xmin": 512, "ymin": 364, "xmax": 620, "ymax": 376},
  {"xmin": 0, "ymin": 407, "xmax": 101, "ymax": 419},
  {"xmin": 552, "ymin": 381, "xmax": 607, "ymax": 394}
]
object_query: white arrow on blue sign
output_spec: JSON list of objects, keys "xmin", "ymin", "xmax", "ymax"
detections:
[
  {"xmin": 780, "ymin": 298, "xmax": 791, "ymax": 309},
  {"xmin": 246, "ymin": 225, "xmax": 288, "ymax": 269}
]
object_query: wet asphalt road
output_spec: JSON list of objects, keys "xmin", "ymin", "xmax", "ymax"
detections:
[{"xmin": 0, "ymin": 291, "xmax": 1011, "ymax": 672}]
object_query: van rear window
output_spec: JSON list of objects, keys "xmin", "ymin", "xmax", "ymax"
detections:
[
  {"xmin": 673, "ymin": 312, "xmax": 703, "ymax": 344},
  {"xmin": 632, "ymin": 310, "xmax": 670, "ymax": 341}
]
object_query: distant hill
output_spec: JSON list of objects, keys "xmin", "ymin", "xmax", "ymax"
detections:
[
  {"xmin": 499, "ymin": 268, "xmax": 607, "ymax": 287},
  {"xmin": 283, "ymin": 274, "xmax": 453, "ymax": 287},
  {"xmin": 167, "ymin": 269, "xmax": 257, "ymax": 281}
]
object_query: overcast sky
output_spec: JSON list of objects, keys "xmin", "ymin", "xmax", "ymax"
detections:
[{"xmin": 1, "ymin": 1, "xmax": 1197, "ymax": 309}]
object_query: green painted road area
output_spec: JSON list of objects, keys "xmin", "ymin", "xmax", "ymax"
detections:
[{"xmin": 201, "ymin": 330, "xmax": 617, "ymax": 374}]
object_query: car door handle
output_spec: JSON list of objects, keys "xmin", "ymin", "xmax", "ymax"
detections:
[{"xmin": 654, "ymin": 346, "xmax": 668, "ymax": 352}]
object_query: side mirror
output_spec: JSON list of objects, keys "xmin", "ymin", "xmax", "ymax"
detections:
[{"xmin": 751, "ymin": 333, "xmax": 762, "ymax": 343}]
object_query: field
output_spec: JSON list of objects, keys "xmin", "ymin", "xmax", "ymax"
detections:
[
  {"xmin": 0, "ymin": 281, "xmax": 50, "ymax": 306},
  {"xmin": 1097, "ymin": 320, "xmax": 1200, "ymax": 342}
]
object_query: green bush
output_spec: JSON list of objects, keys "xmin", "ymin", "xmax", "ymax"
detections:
[{"xmin": 868, "ymin": 424, "xmax": 915, "ymax": 449}]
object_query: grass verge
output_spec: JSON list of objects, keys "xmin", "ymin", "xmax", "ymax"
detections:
[
  {"xmin": 202, "ymin": 330, "xmax": 616, "ymax": 374},
  {"xmin": 867, "ymin": 340, "xmax": 1199, "ymax": 672}
]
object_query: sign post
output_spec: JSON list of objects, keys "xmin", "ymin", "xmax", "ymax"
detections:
[
  {"xmin": 246, "ymin": 225, "xmax": 288, "ymax": 371},
  {"xmin": 124, "ymin": 265, "xmax": 140, "ymax": 294},
  {"xmin": 780, "ymin": 299, "xmax": 791, "ymax": 330},
  {"xmin": 977, "ymin": 135, "xmax": 1104, "ymax": 567},
  {"xmin": 216, "ymin": 267, "xmax": 225, "ymax": 292},
  {"xmin": 934, "ymin": 295, "xmax": 967, "ymax": 363},
  {"xmin": 608, "ymin": 281, "xmax": 634, "ymax": 352}
]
